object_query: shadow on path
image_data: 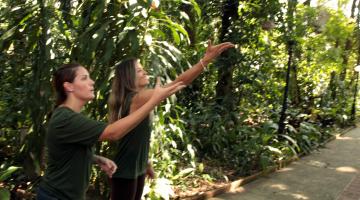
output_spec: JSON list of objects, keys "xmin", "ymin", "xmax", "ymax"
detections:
[{"xmin": 209, "ymin": 127, "xmax": 360, "ymax": 200}]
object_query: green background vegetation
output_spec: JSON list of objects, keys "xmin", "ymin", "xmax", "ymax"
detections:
[{"xmin": 1, "ymin": 0, "xmax": 360, "ymax": 199}]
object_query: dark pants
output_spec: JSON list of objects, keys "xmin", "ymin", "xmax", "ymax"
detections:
[
  {"xmin": 110, "ymin": 174, "xmax": 146, "ymax": 200},
  {"xmin": 36, "ymin": 187, "xmax": 59, "ymax": 200}
]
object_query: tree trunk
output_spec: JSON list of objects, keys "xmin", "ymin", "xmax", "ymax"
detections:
[
  {"xmin": 278, "ymin": 40, "xmax": 295, "ymax": 134},
  {"xmin": 215, "ymin": 0, "xmax": 238, "ymax": 109},
  {"xmin": 289, "ymin": 0, "xmax": 313, "ymax": 106},
  {"xmin": 278, "ymin": 0, "xmax": 297, "ymax": 134},
  {"xmin": 339, "ymin": 0, "xmax": 358, "ymax": 80},
  {"xmin": 290, "ymin": 46, "xmax": 301, "ymax": 105},
  {"xmin": 340, "ymin": 40, "xmax": 352, "ymax": 80},
  {"xmin": 350, "ymin": 0, "xmax": 360, "ymax": 119}
]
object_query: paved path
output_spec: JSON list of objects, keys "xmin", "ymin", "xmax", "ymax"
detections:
[{"xmin": 210, "ymin": 126, "xmax": 360, "ymax": 200}]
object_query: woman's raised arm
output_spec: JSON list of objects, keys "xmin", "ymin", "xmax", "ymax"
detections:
[
  {"xmin": 131, "ymin": 41, "xmax": 235, "ymax": 109},
  {"xmin": 99, "ymin": 79, "xmax": 185, "ymax": 141}
]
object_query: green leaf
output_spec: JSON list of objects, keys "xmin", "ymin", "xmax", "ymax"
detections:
[
  {"xmin": 0, "ymin": 166, "xmax": 21, "ymax": 182},
  {"xmin": 171, "ymin": 29, "xmax": 180, "ymax": 45},
  {"xmin": 178, "ymin": 167, "xmax": 194, "ymax": 176},
  {"xmin": 189, "ymin": 0, "xmax": 201, "ymax": 17},
  {"xmin": 117, "ymin": 30, "xmax": 130, "ymax": 42},
  {"xmin": 158, "ymin": 18, "xmax": 189, "ymax": 43},
  {"xmin": 102, "ymin": 38, "xmax": 114, "ymax": 63},
  {"xmin": 89, "ymin": 21, "xmax": 110, "ymax": 51},
  {"xmin": 280, "ymin": 134, "xmax": 300, "ymax": 152},
  {"xmin": 266, "ymin": 145, "xmax": 282, "ymax": 154},
  {"xmin": 0, "ymin": 26, "xmax": 17, "ymax": 42},
  {"xmin": 0, "ymin": 188, "xmax": 10, "ymax": 200}
]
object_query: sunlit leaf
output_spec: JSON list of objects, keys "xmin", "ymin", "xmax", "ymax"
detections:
[{"xmin": 0, "ymin": 166, "xmax": 21, "ymax": 182}]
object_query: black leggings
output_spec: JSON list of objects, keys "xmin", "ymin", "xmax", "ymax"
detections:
[{"xmin": 110, "ymin": 174, "xmax": 146, "ymax": 200}]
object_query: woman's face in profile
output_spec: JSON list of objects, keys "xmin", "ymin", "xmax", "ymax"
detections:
[
  {"xmin": 134, "ymin": 61, "xmax": 149, "ymax": 89},
  {"xmin": 66, "ymin": 67, "xmax": 96, "ymax": 102}
]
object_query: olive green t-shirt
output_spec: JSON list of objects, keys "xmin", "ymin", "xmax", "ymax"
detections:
[{"xmin": 40, "ymin": 107, "xmax": 106, "ymax": 200}]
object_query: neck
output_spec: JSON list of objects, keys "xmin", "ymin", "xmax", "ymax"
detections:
[
  {"xmin": 61, "ymin": 98, "xmax": 85, "ymax": 113},
  {"xmin": 136, "ymin": 85, "xmax": 146, "ymax": 91}
]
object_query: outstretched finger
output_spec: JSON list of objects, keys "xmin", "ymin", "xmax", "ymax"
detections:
[
  {"xmin": 168, "ymin": 81, "xmax": 186, "ymax": 94},
  {"xmin": 155, "ymin": 77, "xmax": 161, "ymax": 87},
  {"xmin": 218, "ymin": 43, "xmax": 235, "ymax": 53},
  {"xmin": 207, "ymin": 40, "xmax": 212, "ymax": 48},
  {"xmin": 168, "ymin": 85, "xmax": 186, "ymax": 96},
  {"xmin": 172, "ymin": 81, "xmax": 184, "ymax": 88},
  {"xmin": 215, "ymin": 42, "xmax": 234, "ymax": 49},
  {"xmin": 168, "ymin": 81, "xmax": 183, "ymax": 91},
  {"xmin": 175, "ymin": 85, "xmax": 186, "ymax": 92},
  {"xmin": 205, "ymin": 40, "xmax": 212, "ymax": 53}
]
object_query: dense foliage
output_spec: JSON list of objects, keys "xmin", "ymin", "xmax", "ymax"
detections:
[{"xmin": 1, "ymin": 0, "xmax": 359, "ymax": 199}]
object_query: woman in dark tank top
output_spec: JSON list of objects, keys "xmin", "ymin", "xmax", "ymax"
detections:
[{"xmin": 108, "ymin": 41, "xmax": 234, "ymax": 200}]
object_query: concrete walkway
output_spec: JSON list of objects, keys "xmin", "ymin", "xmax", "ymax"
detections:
[{"xmin": 210, "ymin": 126, "xmax": 360, "ymax": 200}]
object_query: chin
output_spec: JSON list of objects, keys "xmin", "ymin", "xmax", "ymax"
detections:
[{"xmin": 139, "ymin": 82, "xmax": 149, "ymax": 88}]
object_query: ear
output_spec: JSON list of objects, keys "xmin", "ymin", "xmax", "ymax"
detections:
[{"xmin": 63, "ymin": 82, "xmax": 74, "ymax": 92}]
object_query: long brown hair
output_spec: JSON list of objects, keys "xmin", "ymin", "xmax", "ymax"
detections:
[
  {"xmin": 52, "ymin": 63, "xmax": 82, "ymax": 107},
  {"xmin": 108, "ymin": 58, "xmax": 138, "ymax": 123}
]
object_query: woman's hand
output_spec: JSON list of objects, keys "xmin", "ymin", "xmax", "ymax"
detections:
[
  {"xmin": 93, "ymin": 155, "xmax": 117, "ymax": 178},
  {"xmin": 202, "ymin": 40, "xmax": 235, "ymax": 64},
  {"xmin": 149, "ymin": 77, "xmax": 186, "ymax": 104},
  {"xmin": 146, "ymin": 164, "xmax": 155, "ymax": 179}
]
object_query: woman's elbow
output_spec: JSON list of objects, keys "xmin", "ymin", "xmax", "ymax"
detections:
[
  {"xmin": 99, "ymin": 127, "xmax": 125, "ymax": 141},
  {"xmin": 99, "ymin": 128, "xmax": 116, "ymax": 141}
]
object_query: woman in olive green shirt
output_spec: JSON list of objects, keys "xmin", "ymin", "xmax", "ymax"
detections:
[
  {"xmin": 37, "ymin": 63, "xmax": 185, "ymax": 200},
  {"xmin": 108, "ymin": 41, "xmax": 234, "ymax": 200}
]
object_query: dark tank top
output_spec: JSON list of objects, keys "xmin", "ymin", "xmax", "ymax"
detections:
[{"xmin": 112, "ymin": 93, "xmax": 151, "ymax": 178}]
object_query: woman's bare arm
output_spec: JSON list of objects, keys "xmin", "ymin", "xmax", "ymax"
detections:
[
  {"xmin": 130, "ymin": 41, "xmax": 235, "ymax": 110},
  {"xmin": 99, "ymin": 79, "xmax": 185, "ymax": 141}
]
